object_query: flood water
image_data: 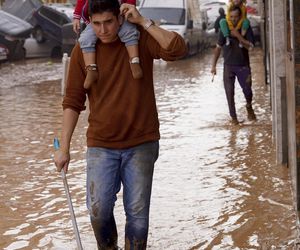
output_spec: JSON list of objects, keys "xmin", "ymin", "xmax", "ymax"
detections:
[{"xmin": 0, "ymin": 49, "xmax": 298, "ymax": 249}]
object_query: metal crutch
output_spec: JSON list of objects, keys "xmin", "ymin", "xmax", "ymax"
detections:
[{"xmin": 54, "ymin": 138, "xmax": 83, "ymax": 250}]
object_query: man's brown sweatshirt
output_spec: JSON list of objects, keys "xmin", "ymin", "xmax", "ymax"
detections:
[{"xmin": 63, "ymin": 28, "xmax": 187, "ymax": 149}]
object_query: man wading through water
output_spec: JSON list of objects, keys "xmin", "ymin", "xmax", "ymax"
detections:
[
  {"xmin": 53, "ymin": 0, "xmax": 187, "ymax": 249},
  {"xmin": 211, "ymin": 5, "xmax": 256, "ymax": 125}
]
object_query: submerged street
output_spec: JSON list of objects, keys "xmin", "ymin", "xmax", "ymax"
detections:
[{"xmin": 0, "ymin": 48, "xmax": 298, "ymax": 249}]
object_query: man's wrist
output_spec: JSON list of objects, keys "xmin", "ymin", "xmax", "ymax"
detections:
[
  {"xmin": 141, "ymin": 18, "xmax": 154, "ymax": 30},
  {"xmin": 60, "ymin": 141, "xmax": 70, "ymax": 154},
  {"xmin": 60, "ymin": 147, "xmax": 70, "ymax": 154}
]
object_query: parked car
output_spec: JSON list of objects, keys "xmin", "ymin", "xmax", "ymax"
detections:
[
  {"xmin": 2, "ymin": 1, "xmax": 74, "ymax": 59},
  {"xmin": 139, "ymin": 0, "xmax": 207, "ymax": 56},
  {"xmin": 46, "ymin": 3, "xmax": 74, "ymax": 20},
  {"xmin": 30, "ymin": 5, "xmax": 73, "ymax": 44},
  {"xmin": 0, "ymin": 10, "xmax": 32, "ymax": 61},
  {"xmin": 62, "ymin": 22, "xmax": 81, "ymax": 56},
  {"xmin": 48, "ymin": 3, "xmax": 84, "ymax": 56},
  {"xmin": 2, "ymin": 0, "xmax": 42, "ymax": 22}
]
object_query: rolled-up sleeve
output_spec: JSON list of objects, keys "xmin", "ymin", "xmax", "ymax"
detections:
[
  {"xmin": 62, "ymin": 44, "xmax": 87, "ymax": 113},
  {"xmin": 147, "ymin": 32, "xmax": 187, "ymax": 61}
]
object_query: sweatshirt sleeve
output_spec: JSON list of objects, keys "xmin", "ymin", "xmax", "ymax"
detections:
[
  {"xmin": 145, "ymin": 31, "xmax": 187, "ymax": 61},
  {"xmin": 73, "ymin": 0, "xmax": 85, "ymax": 20},
  {"xmin": 122, "ymin": 0, "xmax": 136, "ymax": 5},
  {"xmin": 62, "ymin": 44, "xmax": 87, "ymax": 113}
]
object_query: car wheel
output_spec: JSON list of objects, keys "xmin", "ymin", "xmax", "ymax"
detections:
[{"xmin": 34, "ymin": 26, "xmax": 46, "ymax": 43}]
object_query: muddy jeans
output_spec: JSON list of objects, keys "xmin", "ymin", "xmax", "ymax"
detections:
[
  {"xmin": 223, "ymin": 64, "xmax": 253, "ymax": 118},
  {"xmin": 86, "ymin": 141, "xmax": 159, "ymax": 250}
]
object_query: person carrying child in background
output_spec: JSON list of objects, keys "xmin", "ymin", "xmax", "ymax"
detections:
[
  {"xmin": 73, "ymin": 0, "xmax": 143, "ymax": 89},
  {"xmin": 219, "ymin": 0, "xmax": 251, "ymax": 48}
]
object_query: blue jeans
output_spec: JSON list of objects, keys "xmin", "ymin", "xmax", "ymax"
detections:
[
  {"xmin": 86, "ymin": 141, "xmax": 159, "ymax": 250},
  {"xmin": 79, "ymin": 20, "xmax": 140, "ymax": 53}
]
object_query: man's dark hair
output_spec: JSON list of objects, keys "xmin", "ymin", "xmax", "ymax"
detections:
[
  {"xmin": 228, "ymin": 5, "xmax": 242, "ymax": 16},
  {"xmin": 89, "ymin": 0, "xmax": 120, "ymax": 17}
]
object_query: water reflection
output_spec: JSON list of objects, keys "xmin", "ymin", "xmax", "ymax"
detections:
[{"xmin": 0, "ymin": 49, "xmax": 297, "ymax": 249}]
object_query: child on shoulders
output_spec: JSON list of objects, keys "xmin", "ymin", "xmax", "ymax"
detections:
[
  {"xmin": 219, "ymin": 0, "xmax": 250, "ymax": 47},
  {"xmin": 73, "ymin": 0, "xmax": 143, "ymax": 89}
]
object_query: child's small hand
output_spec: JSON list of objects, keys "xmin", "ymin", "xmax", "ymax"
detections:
[
  {"xmin": 73, "ymin": 19, "xmax": 81, "ymax": 34},
  {"xmin": 120, "ymin": 3, "xmax": 142, "ymax": 24}
]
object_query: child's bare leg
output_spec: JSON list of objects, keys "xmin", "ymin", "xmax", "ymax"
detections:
[
  {"xmin": 127, "ymin": 44, "xmax": 143, "ymax": 79},
  {"xmin": 83, "ymin": 52, "xmax": 98, "ymax": 89}
]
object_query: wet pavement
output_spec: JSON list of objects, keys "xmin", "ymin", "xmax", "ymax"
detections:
[{"xmin": 0, "ymin": 48, "xmax": 299, "ymax": 249}]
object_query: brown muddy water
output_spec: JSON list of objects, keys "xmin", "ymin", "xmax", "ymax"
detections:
[{"xmin": 0, "ymin": 49, "xmax": 299, "ymax": 249}]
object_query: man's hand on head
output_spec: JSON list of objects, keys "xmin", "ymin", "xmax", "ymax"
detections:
[{"xmin": 120, "ymin": 3, "xmax": 144, "ymax": 26}]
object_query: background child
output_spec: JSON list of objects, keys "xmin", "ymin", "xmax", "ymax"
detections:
[
  {"xmin": 73, "ymin": 0, "xmax": 143, "ymax": 89},
  {"xmin": 219, "ymin": 0, "xmax": 250, "ymax": 47}
]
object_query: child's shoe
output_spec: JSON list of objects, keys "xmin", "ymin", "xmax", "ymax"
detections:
[
  {"xmin": 84, "ymin": 64, "xmax": 98, "ymax": 89},
  {"xmin": 226, "ymin": 37, "xmax": 230, "ymax": 46},
  {"xmin": 130, "ymin": 57, "xmax": 143, "ymax": 79}
]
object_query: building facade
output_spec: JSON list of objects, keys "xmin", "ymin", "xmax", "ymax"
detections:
[{"xmin": 266, "ymin": 0, "xmax": 300, "ymax": 211}]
